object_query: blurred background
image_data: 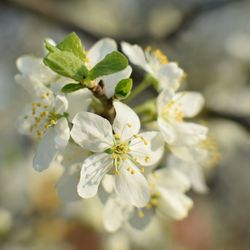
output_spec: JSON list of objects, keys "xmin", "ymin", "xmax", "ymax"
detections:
[{"xmin": 1, "ymin": 0, "xmax": 250, "ymax": 249}]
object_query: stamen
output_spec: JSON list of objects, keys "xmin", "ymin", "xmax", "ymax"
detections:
[
  {"xmin": 153, "ymin": 49, "xmax": 168, "ymax": 64},
  {"xmin": 144, "ymin": 156, "xmax": 150, "ymax": 163},
  {"xmin": 114, "ymin": 133, "xmax": 120, "ymax": 140},
  {"xmin": 138, "ymin": 210, "xmax": 145, "ymax": 218}
]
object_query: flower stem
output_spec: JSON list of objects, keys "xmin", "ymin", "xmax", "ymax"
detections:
[{"xmin": 125, "ymin": 75, "xmax": 155, "ymax": 103}]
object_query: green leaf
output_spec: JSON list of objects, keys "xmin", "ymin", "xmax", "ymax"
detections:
[
  {"xmin": 88, "ymin": 51, "xmax": 128, "ymax": 80},
  {"xmin": 115, "ymin": 78, "xmax": 133, "ymax": 99},
  {"xmin": 56, "ymin": 32, "xmax": 86, "ymax": 62},
  {"xmin": 61, "ymin": 83, "xmax": 84, "ymax": 93},
  {"xmin": 44, "ymin": 39, "xmax": 59, "ymax": 53},
  {"xmin": 43, "ymin": 51, "xmax": 88, "ymax": 82}
]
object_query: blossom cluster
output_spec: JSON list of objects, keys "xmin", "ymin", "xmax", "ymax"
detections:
[{"xmin": 16, "ymin": 33, "xmax": 218, "ymax": 232}]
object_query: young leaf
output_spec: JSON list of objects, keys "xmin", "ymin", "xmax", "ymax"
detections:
[
  {"xmin": 88, "ymin": 51, "xmax": 128, "ymax": 80},
  {"xmin": 61, "ymin": 83, "xmax": 84, "ymax": 93},
  {"xmin": 115, "ymin": 78, "xmax": 133, "ymax": 99},
  {"xmin": 57, "ymin": 32, "xmax": 86, "ymax": 61},
  {"xmin": 43, "ymin": 51, "xmax": 88, "ymax": 82}
]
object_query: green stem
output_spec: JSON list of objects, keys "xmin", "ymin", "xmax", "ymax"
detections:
[
  {"xmin": 125, "ymin": 75, "xmax": 153, "ymax": 103},
  {"xmin": 133, "ymin": 98, "xmax": 156, "ymax": 114}
]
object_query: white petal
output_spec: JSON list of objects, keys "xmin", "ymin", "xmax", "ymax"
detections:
[
  {"xmin": 66, "ymin": 88, "xmax": 92, "ymax": 121},
  {"xmin": 156, "ymin": 62, "xmax": 184, "ymax": 91},
  {"xmin": 103, "ymin": 194, "xmax": 133, "ymax": 232},
  {"xmin": 173, "ymin": 122, "xmax": 208, "ymax": 146},
  {"xmin": 153, "ymin": 167, "xmax": 191, "ymax": 192},
  {"xmin": 54, "ymin": 117, "xmax": 70, "ymax": 149},
  {"xmin": 185, "ymin": 164, "xmax": 208, "ymax": 194},
  {"xmin": 102, "ymin": 66, "xmax": 132, "ymax": 98},
  {"xmin": 87, "ymin": 38, "xmax": 117, "ymax": 67},
  {"xmin": 173, "ymin": 91, "xmax": 205, "ymax": 118},
  {"xmin": 33, "ymin": 128, "xmax": 58, "ymax": 172},
  {"xmin": 157, "ymin": 118, "xmax": 176, "ymax": 144},
  {"xmin": 16, "ymin": 55, "xmax": 56, "ymax": 82},
  {"xmin": 61, "ymin": 142, "xmax": 88, "ymax": 167},
  {"xmin": 15, "ymin": 74, "xmax": 52, "ymax": 99},
  {"xmin": 167, "ymin": 155, "xmax": 208, "ymax": 193},
  {"xmin": 77, "ymin": 153, "xmax": 112, "ymax": 198},
  {"xmin": 113, "ymin": 101, "xmax": 140, "ymax": 142},
  {"xmin": 54, "ymin": 95, "xmax": 68, "ymax": 114},
  {"xmin": 102, "ymin": 175, "xmax": 115, "ymax": 194},
  {"xmin": 121, "ymin": 42, "xmax": 148, "ymax": 71},
  {"xmin": 128, "ymin": 207, "xmax": 154, "ymax": 230},
  {"xmin": 130, "ymin": 132, "xmax": 164, "ymax": 167},
  {"xmin": 17, "ymin": 104, "xmax": 34, "ymax": 135},
  {"xmin": 169, "ymin": 143, "xmax": 209, "ymax": 168},
  {"xmin": 157, "ymin": 88, "xmax": 175, "ymax": 114},
  {"xmin": 56, "ymin": 164, "xmax": 80, "ymax": 203},
  {"xmin": 71, "ymin": 112, "xmax": 114, "ymax": 152},
  {"xmin": 157, "ymin": 187, "xmax": 193, "ymax": 220},
  {"xmin": 114, "ymin": 160, "xmax": 150, "ymax": 207}
]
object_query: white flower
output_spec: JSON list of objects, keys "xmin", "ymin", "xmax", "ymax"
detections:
[
  {"xmin": 168, "ymin": 155, "xmax": 209, "ymax": 194},
  {"xmin": 121, "ymin": 42, "xmax": 184, "ymax": 91},
  {"xmin": 144, "ymin": 167, "xmax": 193, "ymax": 220},
  {"xmin": 16, "ymin": 84, "xmax": 91, "ymax": 171},
  {"xmin": 71, "ymin": 101, "xmax": 164, "ymax": 207},
  {"xmin": 86, "ymin": 38, "xmax": 132, "ymax": 98},
  {"xmin": 56, "ymin": 143, "xmax": 89, "ymax": 203},
  {"xmin": 102, "ymin": 167, "xmax": 193, "ymax": 232},
  {"xmin": 16, "ymin": 55, "xmax": 72, "ymax": 94},
  {"xmin": 157, "ymin": 88, "xmax": 208, "ymax": 161},
  {"xmin": 167, "ymin": 137, "xmax": 220, "ymax": 194},
  {"xmin": 16, "ymin": 73, "xmax": 70, "ymax": 171},
  {"xmin": 16, "ymin": 54, "xmax": 93, "ymax": 172}
]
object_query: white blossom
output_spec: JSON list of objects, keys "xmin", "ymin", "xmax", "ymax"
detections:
[
  {"xmin": 121, "ymin": 42, "xmax": 184, "ymax": 91},
  {"xmin": 71, "ymin": 101, "xmax": 164, "ymax": 207},
  {"xmin": 102, "ymin": 167, "xmax": 193, "ymax": 232},
  {"xmin": 157, "ymin": 88, "xmax": 208, "ymax": 162}
]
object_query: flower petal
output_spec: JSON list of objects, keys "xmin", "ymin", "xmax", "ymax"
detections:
[
  {"xmin": 71, "ymin": 112, "xmax": 114, "ymax": 152},
  {"xmin": 128, "ymin": 207, "xmax": 154, "ymax": 230},
  {"xmin": 77, "ymin": 153, "xmax": 112, "ymax": 198},
  {"xmin": 15, "ymin": 74, "xmax": 52, "ymax": 99},
  {"xmin": 16, "ymin": 55, "xmax": 56, "ymax": 82},
  {"xmin": 54, "ymin": 95, "xmax": 68, "ymax": 114},
  {"xmin": 157, "ymin": 117, "xmax": 176, "ymax": 144},
  {"xmin": 157, "ymin": 187, "xmax": 193, "ymax": 220},
  {"xmin": 130, "ymin": 132, "xmax": 164, "ymax": 167},
  {"xmin": 113, "ymin": 101, "xmax": 140, "ymax": 142},
  {"xmin": 66, "ymin": 88, "xmax": 92, "ymax": 121},
  {"xmin": 103, "ymin": 194, "xmax": 133, "ymax": 232},
  {"xmin": 157, "ymin": 88, "xmax": 175, "ymax": 114},
  {"xmin": 54, "ymin": 117, "xmax": 70, "ymax": 149},
  {"xmin": 156, "ymin": 62, "xmax": 184, "ymax": 91},
  {"xmin": 153, "ymin": 167, "xmax": 191, "ymax": 192},
  {"xmin": 114, "ymin": 160, "xmax": 150, "ymax": 207},
  {"xmin": 173, "ymin": 91, "xmax": 205, "ymax": 118},
  {"xmin": 121, "ymin": 42, "xmax": 148, "ymax": 71},
  {"xmin": 56, "ymin": 164, "xmax": 80, "ymax": 203},
  {"xmin": 87, "ymin": 38, "xmax": 117, "ymax": 67},
  {"xmin": 102, "ymin": 66, "xmax": 132, "ymax": 98},
  {"xmin": 33, "ymin": 128, "xmax": 58, "ymax": 172},
  {"xmin": 173, "ymin": 122, "xmax": 208, "ymax": 146}
]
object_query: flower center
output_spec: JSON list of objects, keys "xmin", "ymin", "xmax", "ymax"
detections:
[
  {"xmin": 24, "ymin": 92, "xmax": 60, "ymax": 139},
  {"xmin": 145, "ymin": 46, "xmax": 169, "ymax": 64},
  {"xmin": 111, "ymin": 138, "xmax": 130, "ymax": 175},
  {"xmin": 161, "ymin": 100, "xmax": 183, "ymax": 122},
  {"xmin": 110, "ymin": 132, "xmax": 149, "ymax": 176}
]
